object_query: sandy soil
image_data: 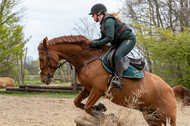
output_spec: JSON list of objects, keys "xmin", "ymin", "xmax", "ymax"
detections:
[{"xmin": 0, "ymin": 95, "xmax": 190, "ymax": 126}]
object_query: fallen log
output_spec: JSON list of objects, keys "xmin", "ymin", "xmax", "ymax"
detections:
[
  {"xmin": 74, "ymin": 117, "xmax": 96, "ymax": 126},
  {"xmin": 6, "ymin": 84, "xmax": 82, "ymax": 93},
  {"xmin": 27, "ymin": 88, "xmax": 74, "ymax": 93},
  {"xmin": 74, "ymin": 114, "xmax": 122, "ymax": 126},
  {"xmin": 19, "ymin": 84, "xmax": 82, "ymax": 90},
  {"xmin": 6, "ymin": 87, "xmax": 79, "ymax": 93},
  {"xmin": 6, "ymin": 87, "xmax": 25, "ymax": 92}
]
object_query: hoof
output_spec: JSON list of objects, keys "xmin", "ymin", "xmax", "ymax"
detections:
[{"xmin": 93, "ymin": 103, "xmax": 107, "ymax": 112}]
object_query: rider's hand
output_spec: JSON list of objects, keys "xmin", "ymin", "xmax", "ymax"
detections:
[{"xmin": 90, "ymin": 41, "xmax": 97, "ymax": 48}]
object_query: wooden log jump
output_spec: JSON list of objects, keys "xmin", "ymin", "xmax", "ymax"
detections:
[
  {"xmin": 74, "ymin": 117, "xmax": 96, "ymax": 126},
  {"xmin": 19, "ymin": 84, "xmax": 82, "ymax": 90},
  {"xmin": 6, "ymin": 84, "xmax": 82, "ymax": 93}
]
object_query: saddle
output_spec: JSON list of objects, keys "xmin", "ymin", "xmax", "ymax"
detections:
[
  {"xmin": 101, "ymin": 48, "xmax": 144, "ymax": 79},
  {"xmin": 107, "ymin": 48, "xmax": 145, "ymax": 71}
]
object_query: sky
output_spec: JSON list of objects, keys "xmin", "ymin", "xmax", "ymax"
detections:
[{"xmin": 21, "ymin": 0, "xmax": 123, "ymax": 60}]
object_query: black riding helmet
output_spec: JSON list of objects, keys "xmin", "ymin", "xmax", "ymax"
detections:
[{"xmin": 89, "ymin": 3, "xmax": 107, "ymax": 15}]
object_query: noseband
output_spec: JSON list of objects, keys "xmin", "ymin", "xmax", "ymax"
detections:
[{"xmin": 39, "ymin": 46, "xmax": 103, "ymax": 79}]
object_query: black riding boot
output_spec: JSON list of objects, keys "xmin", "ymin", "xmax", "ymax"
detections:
[{"xmin": 112, "ymin": 59, "xmax": 124, "ymax": 89}]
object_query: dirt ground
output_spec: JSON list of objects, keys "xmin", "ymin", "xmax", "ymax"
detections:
[{"xmin": 0, "ymin": 95, "xmax": 190, "ymax": 126}]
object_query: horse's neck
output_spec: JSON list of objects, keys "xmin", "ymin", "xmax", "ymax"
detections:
[{"xmin": 52, "ymin": 44, "xmax": 107, "ymax": 68}]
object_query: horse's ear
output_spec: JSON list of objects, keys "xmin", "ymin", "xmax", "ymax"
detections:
[{"xmin": 43, "ymin": 36, "xmax": 48, "ymax": 48}]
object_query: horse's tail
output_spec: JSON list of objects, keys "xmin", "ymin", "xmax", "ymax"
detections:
[{"xmin": 172, "ymin": 85, "xmax": 190, "ymax": 106}]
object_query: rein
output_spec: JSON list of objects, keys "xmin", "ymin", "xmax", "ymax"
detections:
[
  {"xmin": 57, "ymin": 46, "xmax": 91, "ymax": 68},
  {"xmin": 75, "ymin": 48, "xmax": 102, "ymax": 71},
  {"xmin": 39, "ymin": 46, "xmax": 103, "ymax": 78}
]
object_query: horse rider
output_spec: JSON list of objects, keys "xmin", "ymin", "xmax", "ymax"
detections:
[{"xmin": 89, "ymin": 3, "xmax": 136, "ymax": 89}]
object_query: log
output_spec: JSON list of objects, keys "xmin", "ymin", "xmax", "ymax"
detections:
[
  {"xmin": 6, "ymin": 84, "xmax": 82, "ymax": 93},
  {"xmin": 27, "ymin": 88, "xmax": 74, "ymax": 93},
  {"xmin": 6, "ymin": 87, "xmax": 79, "ymax": 93},
  {"xmin": 74, "ymin": 117, "xmax": 96, "ymax": 126},
  {"xmin": 6, "ymin": 87, "xmax": 25, "ymax": 92},
  {"xmin": 19, "ymin": 84, "xmax": 82, "ymax": 90}
]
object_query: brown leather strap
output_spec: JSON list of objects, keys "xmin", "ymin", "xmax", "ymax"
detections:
[{"xmin": 120, "ymin": 25, "xmax": 126, "ymax": 33}]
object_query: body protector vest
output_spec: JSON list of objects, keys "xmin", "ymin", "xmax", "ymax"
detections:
[{"xmin": 100, "ymin": 15, "xmax": 132, "ymax": 44}]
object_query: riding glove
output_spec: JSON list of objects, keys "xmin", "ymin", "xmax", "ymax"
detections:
[{"xmin": 90, "ymin": 41, "xmax": 98, "ymax": 48}]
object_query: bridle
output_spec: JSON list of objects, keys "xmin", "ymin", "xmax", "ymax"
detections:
[
  {"xmin": 39, "ymin": 48, "xmax": 59, "ymax": 79},
  {"xmin": 39, "ymin": 46, "xmax": 103, "ymax": 79}
]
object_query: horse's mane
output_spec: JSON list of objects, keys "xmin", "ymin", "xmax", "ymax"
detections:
[
  {"xmin": 48, "ymin": 35, "xmax": 90, "ymax": 46},
  {"xmin": 38, "ymin": 35, "xmax": 90, "ymax": 53}
]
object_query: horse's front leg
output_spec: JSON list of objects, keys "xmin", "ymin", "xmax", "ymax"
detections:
[
  {"xmin": 84, "ymin": 88, "xmax": 105, "ymax": 116},
  {"xmin": 74, "ymin": 87, "xmax": 90, "ymax": 110}
]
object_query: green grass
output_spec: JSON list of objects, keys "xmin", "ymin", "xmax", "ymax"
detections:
[
  {"xmin": 23, "ymin": 80, "xmax": 68, "ymax": 85},
  {"xmin": 0, "ymin": 91, "xmax": 78, "ymax": 98},
  {"xmin": 23, "ymin": 80, "xmax": 43, "ymax": 85}
]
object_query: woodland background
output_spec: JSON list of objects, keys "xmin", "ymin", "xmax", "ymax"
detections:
[{"xmin": 0, "ymin": 0, "xmax": 190, "ymax": 88}]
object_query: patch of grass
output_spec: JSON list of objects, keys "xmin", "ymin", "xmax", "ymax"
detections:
[
  {"xmin": 23, "ymin": 80, "xmax": 69, "ymax": 85},
  {"xmin": 0, "ymin": 91, "xmax": 78, "ymax": 98},
  {"xmin": 23, "ymin": 80, "xmax": 43, "ymax": 85}
]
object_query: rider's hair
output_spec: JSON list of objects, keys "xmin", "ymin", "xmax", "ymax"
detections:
[{"xmin": 105, "ymin": 11, "xmax": 123, "ymax": 22}]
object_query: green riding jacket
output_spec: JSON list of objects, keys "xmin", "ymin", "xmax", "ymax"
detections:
[{"xmin": 92, "ymin": 15, "xmax": 132, "ymax": 47}]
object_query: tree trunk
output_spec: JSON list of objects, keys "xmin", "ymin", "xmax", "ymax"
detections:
[
  {"xmin": 21, "ymin": 48, "xmax": 27, "ymax": 84},
  {"xmin": 17, "ymin": 59, "xmax": 20, "ymax": 85}
]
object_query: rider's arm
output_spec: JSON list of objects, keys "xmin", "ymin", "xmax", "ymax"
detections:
[{"xmin": 91, "ymin": 18, "xmax": 115, "ymax": 47}]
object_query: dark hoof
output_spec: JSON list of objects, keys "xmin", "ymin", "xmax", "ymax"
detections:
[
  {"xmin": 91, "ymin": 109, "xmax": 106, "ymax": 117},
  {"xmin": 93, "ymin": 103, "xmax": 107, "ymax": 112}
]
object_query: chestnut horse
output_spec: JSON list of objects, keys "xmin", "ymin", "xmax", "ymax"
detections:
[
  {"xmin": 0, "ymin": 77, "xmax": 15, "ymax": 88},
  {"xmin": 38, "ymin": 35, "xmax": 176, "ymax": 126},
  {"xmin": 172, "ymin": 85, "xmax": 190, "ymax": 106}
]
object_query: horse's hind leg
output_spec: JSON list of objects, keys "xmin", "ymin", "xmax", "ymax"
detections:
[
  {"xmin": 74, "ymin": 87, "xmax": 89, "ymax": 110},
  {"xmin": 84, "ymin": 88, "xmax": 105, "ymax": 116}
]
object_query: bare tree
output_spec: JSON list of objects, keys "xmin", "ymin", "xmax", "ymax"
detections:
[
  {"xmin": 122, "ymin": 0, "xmax": 189, "ymax": 31},
  {"xmin": 21, "ymin": 48, "xmax": 27, "ymax": 84},
  {"xmin": 73, "ymin": 16, "xmax": 100, "ymax": 40}
]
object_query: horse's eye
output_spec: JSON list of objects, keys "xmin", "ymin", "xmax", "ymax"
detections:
[{"xmin": 40, "ymin": 58, "xmax": 44, "ymax": 62}]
